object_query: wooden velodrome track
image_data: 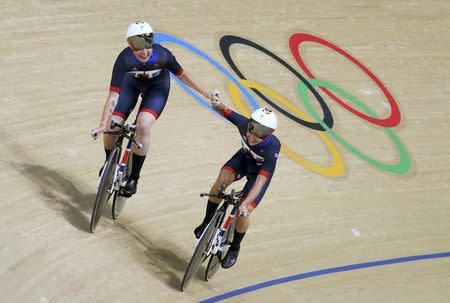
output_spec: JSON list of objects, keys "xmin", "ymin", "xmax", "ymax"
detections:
[{"xmin": 1, "ymin": 1, "xmax": 449, "ymax": 302}]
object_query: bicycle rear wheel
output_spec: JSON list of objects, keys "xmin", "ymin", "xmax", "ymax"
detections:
[
  {"xmin": 112, "ymin": 154, "xmax": 132, "ymax": 219},
  {"xmin": 205, "ymin": 254, "xmax": 221, "ymax": 281},
  {"xmin": 181, "ymin": 211, "xmax": 223, "ymax": 291},
  {"xmin": 205, "ymin": 220, "xmax": 234, "ymax": 281},
  {"xmin": 90, "ymin": 147, "xmax": 120, "ymax": 233}
]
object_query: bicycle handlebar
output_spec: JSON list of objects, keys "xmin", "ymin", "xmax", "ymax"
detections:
[
  {"xmin": 110, "ymin": 120, "xmax": 138, "ymax": 133},
  {"xmin": 200, "ymin": 188, "xmax": 241, "ymax": 204},
  {"xmin": 201, "ymin": 189, "xmax": 249, "ymax": 217},
  {"xmin": 101, "ymin": 121, "xmax": 142, "ymax": 149}
]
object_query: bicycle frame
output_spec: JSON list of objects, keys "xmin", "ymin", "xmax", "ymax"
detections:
[
  {"xmin": 180, "ymin": 188, "xmax": 242, "ymax": 290},
  {"xmin": 200, "ymin": 189, "xmax": 242, "ymax": 259},
  {"xmin": 207, "ymin": 205, "xmax": 237, "ymax": 257},
  {"xmin": 90, "ymin": 121, "xmax": 142, "ymax": 232},
  {"xmin": 112, "ymin": 137, "xmax": 133, "ymax": 191},
  {"xmin": 98, "ymin": 122, "xmax": 141, "ymax": 194}
]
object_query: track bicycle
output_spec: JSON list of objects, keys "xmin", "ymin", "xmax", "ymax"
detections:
[
  {"xmin": 181, "ymin": 187, "xmax": 243, "ymax": 291},
  {"xmin": 89, "ymin": 120, "xmax": 142, "ymax": 233}
]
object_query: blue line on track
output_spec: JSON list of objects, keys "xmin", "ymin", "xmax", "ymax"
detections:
[{"xmin": 200, "ymin": 251, "xmax": 450, "ymax": 302}]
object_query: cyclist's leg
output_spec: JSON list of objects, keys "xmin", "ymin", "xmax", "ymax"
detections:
[
  {"xmin": 222, "ymin": 174, "xmax": 272, "ymax": 268},
  {"xmin": 132, "ymin": 75, "xmax": 169, "ymax": 155},
  {"xmin": 123, "ymin": 73, "xmax": 169, "ymax": 196},
  {"xmin": 194, "ymin": 168, "xmax": 235, "ymax": 238},
  {"xmin": 99, "ymin": 114, "xmax": 126, "ymax": 177},
  {"xmin": 194, "ymin": 151, "xmax": 245, "ymax": 238},
  {"xmin": 100, "ymin": 76, "xmax": 139, "ymax": 176},
  {"xmin": 103, "ymin": 75, "xmax": 140, "ymax": 156}
]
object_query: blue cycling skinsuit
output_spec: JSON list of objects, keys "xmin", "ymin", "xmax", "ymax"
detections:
[
  {"xmin": 220, "ymin": 108, "xmax": 281, "ymax": 208},
  {"xmin": 109, "ymin": 44, "xmax": 184, "ymax": 120}
]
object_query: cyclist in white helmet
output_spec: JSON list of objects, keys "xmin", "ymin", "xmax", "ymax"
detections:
[
  {"xmin": 91, "ymin": 21, "xmax": 220, "ymax": 197},
  {"xmin": 194, "ymin": 95, "xmax": 281, "ymax": 269}
]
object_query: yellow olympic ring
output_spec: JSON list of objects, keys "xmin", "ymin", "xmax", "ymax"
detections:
[{"xmin": 227, "ymin": 79, "xmax": 345, "ymax": 177}]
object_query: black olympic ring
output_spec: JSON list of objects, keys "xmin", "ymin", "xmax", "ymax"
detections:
[{"xmin": 219, "ymin": 35, "xmax": 334, "ymax": 131}]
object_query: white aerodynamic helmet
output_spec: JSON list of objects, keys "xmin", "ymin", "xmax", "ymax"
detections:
[
  {"xmin": 126, "ymin": 21, "xmax": 153, "ymax": 38},
  {"xmin": 126, "ymin": 21, "xmax": 154, "ymax": 50},
  {"xmin": 248, "ymin": 107, "xmax": 277, "ymax": 138}
]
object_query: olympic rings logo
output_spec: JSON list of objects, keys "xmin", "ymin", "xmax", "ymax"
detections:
[{"xmin": 155, "ymin": 33, "xmax": 411, "ymax": 177}]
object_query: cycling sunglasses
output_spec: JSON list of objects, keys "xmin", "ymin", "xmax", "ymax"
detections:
[
  {"xmin": 247, "ymin": 119, "xmax": 274, "ymax": 139},
  {"xmin": 127, "ymin": 34, "xmax": 154, "ymax": 51}
]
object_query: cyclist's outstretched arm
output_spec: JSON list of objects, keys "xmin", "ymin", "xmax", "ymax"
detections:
[
  {"xmin": 240, "ymin": 174, "xmax": 268, "ymax": 216},
  {"xmin": 91, "ymin": 91, "xmax": 119, "ymax": 139},
  {"xmin": 177, "ymin": 71, "xmax": 220, "ymax": 102}
]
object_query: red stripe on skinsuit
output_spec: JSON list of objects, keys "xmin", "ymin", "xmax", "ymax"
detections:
[
  {"xmin": 110, "ymin": 86, "xmax": 120, "ymax": 93},
  {"xmin": 113, "ymin": 111, "xmax": 127, "ymax": 120},
  {"xmin": 139, "ymin": 108, "xmax": 159, "ymax": 119},
  {"xmin": 222, "ymin": 165, "xmax": 237, "ymax": 180},
  {"xmin": 259, "ymin": 169, "xmax": 271, "ymax": 178},
  {"xmin": 223, "ymin": 108, "xmax": 233, "ymax": 118},
  {"xmin": 175, "ymin": 67, "xmax": 184, "ymax": 76}
]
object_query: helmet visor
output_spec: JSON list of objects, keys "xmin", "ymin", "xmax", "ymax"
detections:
[
  {"xmin": 127, "ymin": 34, "xmax": 153, "ymax": 51},
  {"xmin": 247, "ymin": 119, "xmax": 274, "ymax": 139}
]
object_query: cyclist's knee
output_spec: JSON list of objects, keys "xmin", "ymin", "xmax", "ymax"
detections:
[
  {"xmin": 137, "ymin": 111, "xmax": 156, "ymax": 126},
  {"xmin": 212, "ymin": 178, "xmax": 232, "ymax": 193},
  {"xmin": 218, "ymin": 169, "xmax": 235, "ymax": 185},
  {"xmin": 136, "ymin": 115, "xmax": 155, "ymax": 137},
  {"xmin": 236, "ymin": 215, "xmax": 250, "ymax": 232},
  {"xmin": 103, "ymin": 134, "xmax": 118, "ymax": 148}
]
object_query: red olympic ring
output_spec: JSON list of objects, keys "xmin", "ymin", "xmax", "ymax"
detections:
[{"xmin": 289, "ymin": 33, "xmax": 401, "ymax": 127}]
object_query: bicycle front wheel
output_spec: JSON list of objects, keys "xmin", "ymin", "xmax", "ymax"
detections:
[
  {"xmin": 90, "ymin": 148, "xmax": 120, "ymax": 233},
  {"xmin": 181, "ymin": 211, "xmax": 222, "ymax": 291}
]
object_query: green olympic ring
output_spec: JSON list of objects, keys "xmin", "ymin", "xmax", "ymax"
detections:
[{"xmin": 297, "ymin": 78, "xmax": 411, "ymax": 173}]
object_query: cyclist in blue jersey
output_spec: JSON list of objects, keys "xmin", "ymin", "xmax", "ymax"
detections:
[
  {"xmin": 195, "ymin": 95, "xmax": 281, "ymax": 269},
  {"xmin": 91, "ymin": 21, "xmax": 220, "ymax": 197}
]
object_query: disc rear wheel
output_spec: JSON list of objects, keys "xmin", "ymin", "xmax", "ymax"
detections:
[
  {"xmin": 112, "ymin": 154, "xmax": 132, "ymax": 219},
  {"xmin": 205, "ymin": 220, "xmax": 233, "ymax": 281},
  {"xmin": 205, "ymin": 253, "xmax": 221, "ymax": 281}
]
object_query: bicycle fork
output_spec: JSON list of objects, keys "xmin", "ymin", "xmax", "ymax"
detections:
[
  {"xmin": 207, "ymin": 207, "xmax": 237, "ymax": 257},
  {"xmin": 113, "ymin": 143, "xmax": 133, "ymax": 191},
  {"xmin": 97, "ymin": 139, "xmax": 133, "ymax": 193}
]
